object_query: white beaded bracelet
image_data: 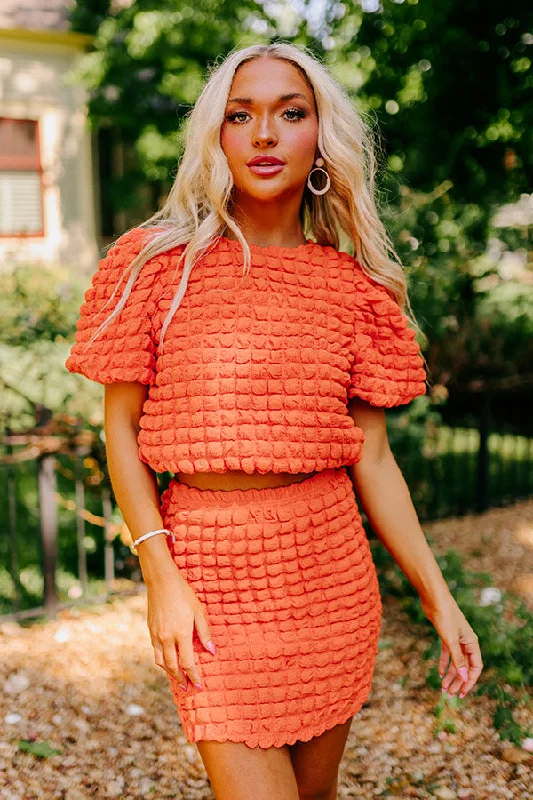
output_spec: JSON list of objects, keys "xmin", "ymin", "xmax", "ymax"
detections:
[{"xmin": 130, "ymin": 528, "xmax": 176, "ymax": 554}]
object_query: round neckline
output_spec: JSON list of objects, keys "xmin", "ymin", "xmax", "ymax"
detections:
[{"xmin": 218, "ymin": 235, "xmax": 316, "ymax": 253}]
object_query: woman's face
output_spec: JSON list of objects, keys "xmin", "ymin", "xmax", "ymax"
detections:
[{"xmin": 220, "ymin": 57, "xmax": 319, "ymax": 206}]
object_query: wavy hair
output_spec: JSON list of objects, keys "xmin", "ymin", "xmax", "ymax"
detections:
[{"xmin": 86, "ymin": 41, "xmax": 424, "ymax": 357}]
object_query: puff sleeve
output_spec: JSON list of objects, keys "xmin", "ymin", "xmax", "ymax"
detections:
[
  {"xmin": 65, "ymin": 228, "xmax": 159, "ymax": 385},
  {"xmin": 348, "ymin": 271, "xmax": 427, "ymax": 407}
]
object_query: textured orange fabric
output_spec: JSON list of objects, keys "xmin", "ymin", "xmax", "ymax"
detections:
[
  {"xmin": 65, "ymin": 229, "xmax": 161, "ymax": 386},
  {"xmin": 65, "ymin": 230, "xmax": 420, "ymax": 748},
  {"xmin": 160, "ymin": 467, "xmax": 382, "ymax": 749},
  {"xmin": 65, "ymin": 227, "xmax": 427, "ymax": 475}
]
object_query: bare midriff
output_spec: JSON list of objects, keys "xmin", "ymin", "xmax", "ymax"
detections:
[{"xmin": 174, "ymin": 470, "xmax": 317, "ymax": 492}]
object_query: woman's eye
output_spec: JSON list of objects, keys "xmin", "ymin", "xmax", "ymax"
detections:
[
  {"xmin": 225, "ymin": 111, "xmax": 249, "ymax": 123},
  {"xmin": 284, "ymin": 107, "xmax": 307, "ymax": 121},
  {"xmin": 224, "ymin": 108, "xmax": 307, "ymax": 124}
]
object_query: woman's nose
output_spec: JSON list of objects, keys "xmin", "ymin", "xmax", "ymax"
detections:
[{"xmin": 252, "ymin": 113, "xmax": 278, "ymax": 147}]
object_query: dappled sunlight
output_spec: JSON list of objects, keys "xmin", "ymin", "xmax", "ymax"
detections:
[
  {"xmin": 510, "ymin": 522, "xmax": 533, "ymax": 600},
  {"xmin": 514, "ymin": 521, "xmax": 533, "ymax": 551},
  {"xmin": 0, "ymin": 593, "xmax": 206, "ymax": 797},
  {"xmin": 424, "ymin": 499, "xmax": 533, "ymax": 611},
  {"xmin": 2, "ymin": 584, "xmax": 531, "ymax": 797},
  {"xmin": 2, "ymin": 594, "xmax": 160, "ymax": 701},
  {"xmin": 511, "ymin": 574, "xmax": 533, "ymax": 601}
]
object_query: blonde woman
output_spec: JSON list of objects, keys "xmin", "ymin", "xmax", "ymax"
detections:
[{"xmin": 66, "ymin": 42, "xmax": 483, "ymax": 800}]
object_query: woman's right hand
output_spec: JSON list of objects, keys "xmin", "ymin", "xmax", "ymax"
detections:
[{"xmin": 145, "ymin": 568, "xmax": 216, "ymax": 690}]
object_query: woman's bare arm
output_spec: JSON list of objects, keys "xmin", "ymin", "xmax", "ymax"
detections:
[
  {"xmin": 103, "ymin": 382, "xmax": 216, "ymax": 689},
  {"xmin": 345, "ymin": 396, "xmax": 483, "ymax": 700},
  {"xmin": 345, "ymin": 397, "xmax": 451, "ymax": 606},
  {"xmin": 104, "ymin": 382, "xmax": 178, "ymax": 583}
]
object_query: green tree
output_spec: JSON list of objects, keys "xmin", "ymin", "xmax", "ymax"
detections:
[
  {"xmin": 68, "ymin": 0, "xmax": 273, "ymax": 202},
  {"xmin": 329, "ymin": 0, "xmax": 533, "ymax": 390},
  {"xmin": 336, "ymin": 1, "xmax": 532, "ymax": 215}
]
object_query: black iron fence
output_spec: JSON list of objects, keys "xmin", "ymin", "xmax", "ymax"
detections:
[
  {"xmin": 392, "ymin": 422, "xmax": 533, "ymax": 522},
  {"xmin": 1, "ymin": 411, "xmax": 532, "ymax": 622},
  {"xmin": 0, "ymin": 416, "xmax": 144, "ymax": 622}
]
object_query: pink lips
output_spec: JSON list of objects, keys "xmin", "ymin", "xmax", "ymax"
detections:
[{"xmin": 247, "ymin": 156, "xmax": 285, "ymax": 176}]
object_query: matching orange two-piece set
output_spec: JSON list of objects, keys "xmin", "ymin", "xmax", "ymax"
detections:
[{"xmin": 65, "ymin": 227, "xmax": 427, "ymax": 749}]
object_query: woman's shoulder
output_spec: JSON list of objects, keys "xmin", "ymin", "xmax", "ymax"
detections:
[
  {"xmin": 344, "ymin": 256, "xmax": 398, "ymax": 304},
  {"xmin": 106, "ymin": 226, "xmax": 188, "ymax": 275},
  {"xmin": 109, "ymin": 225, "xmax": 174, "ymax": 256},
  {"xmin": 106, "ymin": 226, "xmax": 153, "ymax": 254}
]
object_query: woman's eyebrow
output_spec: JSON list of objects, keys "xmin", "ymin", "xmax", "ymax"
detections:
[{"xmin": 226, "ymin": 92, "xmax": 311, "ymax": 105}]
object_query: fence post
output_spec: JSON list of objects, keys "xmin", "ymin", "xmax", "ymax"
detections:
[
  {"xmin": 38, "ymin": 452, "xmax": 59, "ymax": 619},
  {"xmin": 102, "ymin": 486, "xmax": 115, "ymax": 594},
  {"xmin": 476, "ymin": 394, "xmax": 491, "ymax": 513},
  {"xmin": 5, "ymin": 416, "xmax": 22, "ymax": 615},
  {"xmin": 74, "ymin": 424, "xmax": 89, "ymax": 596}
]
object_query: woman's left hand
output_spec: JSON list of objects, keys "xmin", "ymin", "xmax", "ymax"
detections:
[{"xmin": 420, "ymin": 593, "xmax": 483, "ymax": 699}]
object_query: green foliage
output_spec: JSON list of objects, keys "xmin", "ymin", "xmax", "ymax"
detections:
[
  {"xmin": 328, "ymin": 1, "xmax": 533, "ymax": 392},
  {"xmin": 338, "ymin": 0, "xmax": 533, "ymax": 209},
  {"xmin": 0, "ymin": 265, "xmax": 83, "ymax": 346},
  {"xmin": 66, "ymin": 0, "xmax": 272, "ymax": 195},
  {"xmin": 69, "ymin": 0, "xmax": 111, "ymax": 35},
  {"xmin": 432, "ymin": 696, "xmax": 458, "ymax": 737},
  {"xmin": 381, "ymin": 187, "xmax": 533, "ymax": 391},
  {"xmin": 17, "ymin": 739, "xmax": 62, "ymax": 758},
  {"xmin": 492, "ymin": 701, "xmax": 528, "ymax": 745},
  {"xmin": 372, "ymin": 534, "xmax": 533, "ymax": 745},
  {"xmin": 0, "ymin": 448, "xmax": 111, "ymax": 616}
]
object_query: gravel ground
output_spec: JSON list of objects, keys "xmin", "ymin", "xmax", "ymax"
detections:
[
  {"xmin": 423, "ymin": 498, "xmax": 533, "ymax": 613},
  {"xmin": 1, "ymin": 500, "xmax": 531, "ymax": 799}
]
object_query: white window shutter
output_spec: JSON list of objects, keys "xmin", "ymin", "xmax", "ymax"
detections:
[{"xmin": 0, "ymin": 171, "xmax": 43, "ymax": 235}]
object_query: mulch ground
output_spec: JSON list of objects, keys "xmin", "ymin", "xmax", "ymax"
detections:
[{"xmin": 1, "ymin": 500, "xmax": 532, "ymax": 799}]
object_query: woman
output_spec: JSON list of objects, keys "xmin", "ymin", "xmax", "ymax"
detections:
[{"xmin": 66, "ymin": 42, "xmax": 483, "ymax": 800}]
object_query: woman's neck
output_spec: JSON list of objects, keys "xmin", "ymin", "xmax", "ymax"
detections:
[{"xmin": 222, "ymin": 225, "xmax": 307, "ymax": 249}]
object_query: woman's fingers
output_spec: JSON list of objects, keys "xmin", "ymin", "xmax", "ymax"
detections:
[
  {"xmin": 153, "ymin": 644, "xmax": 166, "ymax": 672},
  {"xmin": 153, "ymin": 643, "xmax": 180, "ymax": 680},
  {"xmin": 161, "ymin": 638, "xmax": 185, "ymax": 684},
  {"xmin": 153, "ymin": 639, "xmax": 188, "ymax": 687},
  {"xmin": 458, "ymin": 638, "xmax": 483, "ymax": 698},
  {"xmin": 154, "ymin": 634, "xmax": 203, "ymax": 690},
  {"xmin": 444, "ymin": 668, "xmax": 464, "ymax": 697},
  {"xmin": 441, "ymin": 661, "xmax": 458, "ymax": 693},
  {"xmin": 195, "ymin": 608, "xmax": 216, "ymax": 656},
  {"xmin": 441, "ymin": 623, "xmax": 483, "ymax": 698},
  {"xmin": 178, "ymin": 638, "xmax": 203, "ymax": 689},
  {"xmin": 425, "ymin": 596, "xmax": 484, "ymax": 700},
  {"xmin": 147, "ymin": 591, "xmax": 215, "ymax": 692},
  {"xmin": 438, "ymin": 641, "xmax": 450, "ymax": 678}
]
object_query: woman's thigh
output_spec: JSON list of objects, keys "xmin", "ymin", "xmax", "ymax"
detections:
[
  {"xmin": 288, "ymin": 715, "xmax": 354, "ymax": 798},
  {"xmin": 196, "ymin": 739, "xmax": 299, "ymax": 800}
]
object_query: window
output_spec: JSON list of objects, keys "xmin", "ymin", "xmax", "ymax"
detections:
[{"xmin": 0, "ymin": 118, "xmax": 44, "ymax": 236}]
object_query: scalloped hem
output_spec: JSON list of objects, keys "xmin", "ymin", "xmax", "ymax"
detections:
[{"xmin": 174, "ymin": 690, "xmax": 372, "ymax": 750}]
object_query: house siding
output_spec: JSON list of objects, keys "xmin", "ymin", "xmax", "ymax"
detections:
[{"xmin": 0, "ymin": 32, "xmax": 98, "ymax": 270}]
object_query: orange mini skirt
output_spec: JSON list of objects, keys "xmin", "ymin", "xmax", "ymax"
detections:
[{"xmin": 159, "ymin": 466, "xmax": 382, "ymax": 749}]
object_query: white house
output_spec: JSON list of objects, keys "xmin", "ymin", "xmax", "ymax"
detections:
[{"xmin": 0, "ymin": 0, "xmax": 99, "ymax": 270}]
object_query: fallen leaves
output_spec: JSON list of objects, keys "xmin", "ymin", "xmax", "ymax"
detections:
[{"xmin": 0, "ymin": 500, "xmax": 531, "ymax": 798}]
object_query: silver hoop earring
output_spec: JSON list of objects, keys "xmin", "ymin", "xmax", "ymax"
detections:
[{"xmin": 307, "ymin": 157, "xmax": 331, "ymax": 196}]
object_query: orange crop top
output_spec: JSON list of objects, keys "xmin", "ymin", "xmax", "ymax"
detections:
[{"xmin": 65, "ymin": 227, "xmax": 427, "ymax": 474}]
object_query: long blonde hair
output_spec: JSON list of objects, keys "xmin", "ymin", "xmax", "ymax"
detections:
[{"xmin": 87, "ymin": 41, "xmax": 424, "ymax": 356}]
